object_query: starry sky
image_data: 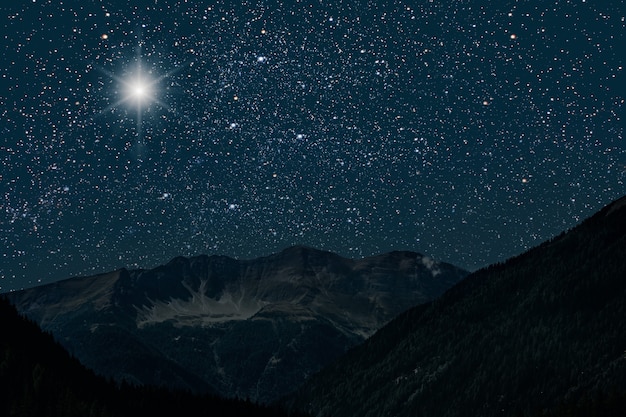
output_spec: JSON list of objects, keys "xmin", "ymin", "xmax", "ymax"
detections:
[{"xmin": 1, "ymin": 0, "xmax": 624, "ymax": 291}]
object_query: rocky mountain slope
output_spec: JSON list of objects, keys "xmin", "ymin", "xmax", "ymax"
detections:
[
  {"xmin": 286, "ymin": 196, "xmax": 626, "ymax": 417},
  {"xmin": 7, "ymin": 246, "xmax": 467, "ymax": 403}
]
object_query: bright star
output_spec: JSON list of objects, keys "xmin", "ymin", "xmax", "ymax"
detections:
[
  {"xmin": 92, "ymin": 61, "xmax": 168, "ymax": 145},
  {"xmin": 97, "ymin": 62, "xmax": 164, "ymax": 116},
  {"xmin": 123, "ymin": 70, "xmax": 156, "ymax": 108},
  {"xmin": 92, "ymin": 44, "xmax": 190, "ymax": 143},
  {"xmin": 132, "ymin": 82, "xmax": 147, "ymax": 98}
]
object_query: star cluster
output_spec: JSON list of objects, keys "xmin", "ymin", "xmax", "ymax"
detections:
[{"xmin": 1, "ymin": 0, "xmax": 624, "ymax": 290}]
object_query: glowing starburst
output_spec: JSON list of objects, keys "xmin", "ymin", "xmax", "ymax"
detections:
[
  {"xmin": 97, "ymin": 62, "xmax": 165, "ymax": 118},
  {"xmin": 94, "ymin": 48, "xmax": 189, "ymax": 144},
  {"xmin": 130, "ymin": 80, "xmax": 149, "ymax": 99},
  {"xmin": 104, "ymin": 63, "xmax": 164, "ymax": 114},
  {"xmin": 94, "ymin": 63, "xmax": 167, "ymax": 143},
  {"xmin": 122, "ymin": 70, "xmax": 157, "ymax": 109}
]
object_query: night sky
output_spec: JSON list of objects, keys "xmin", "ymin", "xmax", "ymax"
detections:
[{"xmin": 1, "ymin": 0, "xmax": 624, "ymax": 291}]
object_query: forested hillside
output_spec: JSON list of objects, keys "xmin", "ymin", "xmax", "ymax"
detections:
[{"xmin": 287, "ymin": 196, "xmax": 626, "ymax": 417}]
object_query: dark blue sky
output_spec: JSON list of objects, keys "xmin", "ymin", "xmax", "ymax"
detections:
[{"xmin": 1, "ymin": 0, "xmax": 624, "ymax": 291}]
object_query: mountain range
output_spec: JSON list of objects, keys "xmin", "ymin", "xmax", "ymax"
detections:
[
  {"xmin": 4, "ymin": 197, "xmax": 626, "ymax": 416},
  {"xmin": 7, "ymin": 245, "xmax": 468, "ymax": 403},
  {"xmin": 286, "ymin": 196, "xmax": 626, "ymax": 417}
]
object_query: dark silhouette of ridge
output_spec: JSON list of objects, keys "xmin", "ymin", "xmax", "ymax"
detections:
[{"xmin": 287, "ymin": 196, "xmax": 626, "ymax": 417}]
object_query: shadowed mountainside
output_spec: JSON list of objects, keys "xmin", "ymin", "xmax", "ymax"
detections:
[
  {"xmin": 287, "ymin": 196, "xmax": 626, "ymax": 417},
  {"xmin": 0, "ymin": 296, "xmax": 308, "ymax": 417}
]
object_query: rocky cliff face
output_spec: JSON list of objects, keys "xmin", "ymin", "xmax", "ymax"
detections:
[{"xmin": 8, "ymin": 246, "xmax": 468, "ymax": 403}]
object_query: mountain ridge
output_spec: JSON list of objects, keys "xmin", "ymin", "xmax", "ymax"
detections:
[{"xmin": 8, "ymin": 245, "xmax": 468, "ymax": 403}]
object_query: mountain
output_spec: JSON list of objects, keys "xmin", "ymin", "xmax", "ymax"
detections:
[
  {"xmin": 287, "ymin": 196, "xmax": 626, "ymax": 417},
  {"xmin": 7, "ymin": 245, "xmax": 468, "ymax": 403},
  {"xmin": 0, "ymin": 296, "xmax": 305, "ymax": 417}
]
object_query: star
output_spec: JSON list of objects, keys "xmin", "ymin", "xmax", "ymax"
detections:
[
  {"xmin": 95, "ymin": 39, "xmax": 188, "ymax": 119},
  {"xmin": 131, "ymin": 81, "xmax": 147, "ymax": 99},
  {"xmin": 93, "ymin": 47, "xmax": 189, "ymax": 142},
  {"xmin": 98, "ymin": 62, "xmax": 161, "ymax": 114},
  {"xmin": 122, "ymin": 68, "xmax": 157, "ymax": 109}
]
